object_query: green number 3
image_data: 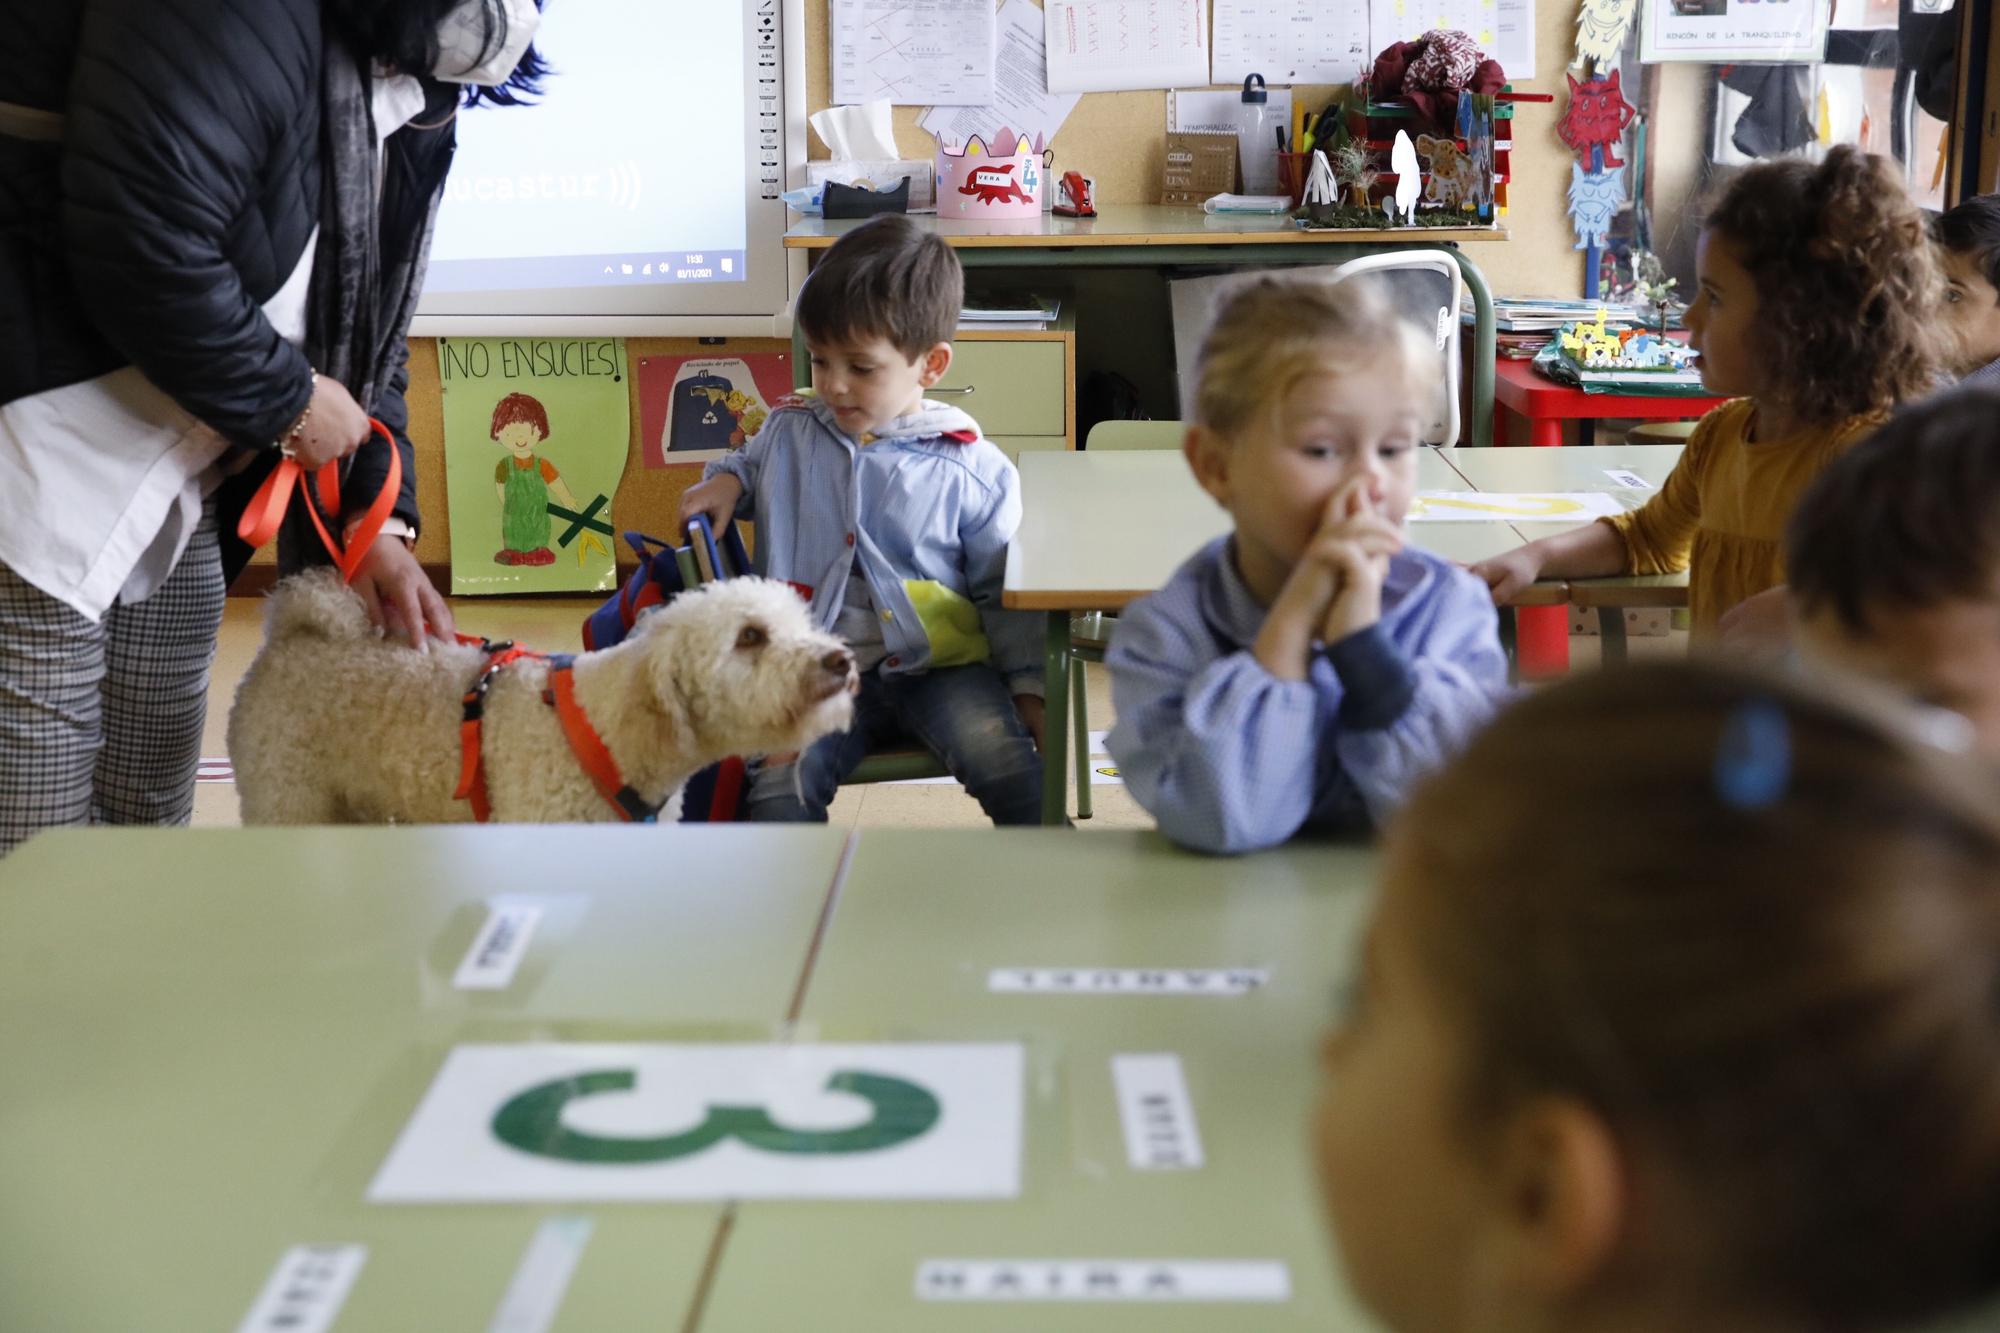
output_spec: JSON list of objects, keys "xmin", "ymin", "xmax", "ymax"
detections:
[{"xmin": 490, "ymin": 1068, "xmax": 942, "ymax": 1164}]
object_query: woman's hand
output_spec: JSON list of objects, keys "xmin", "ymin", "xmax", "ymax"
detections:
[
  {"xmin": 351, "ymin": 535, "xmax": 454, "ymax": 649},
  {"xmin": 289, "ymin": 375, "xmax": 372, "ymax": 471}
]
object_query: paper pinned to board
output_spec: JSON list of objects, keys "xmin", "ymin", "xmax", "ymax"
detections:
[
  {"xmin": 922, "ymin": 0, "xmax": 1082, "ymax": 150},
  {"xmin": 832, "ymin": 0, "xmax": 997, "ymax": 106},
  {"xmin": 1212, "ymin": 0, "xmax": 1370, "ymax": 85},
  {"xmin": 1369, "ymin": 0, "xmax": 1537, "ymax": 80},
  {"xmin": 1044, "ymin": 0, "xmax": 1210, "ymax": 93}
]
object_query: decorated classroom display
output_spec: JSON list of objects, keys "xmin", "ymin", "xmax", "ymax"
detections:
[{"xmin": 1556, "ymin": 310, "xmax": 1698, "ymax": 372}]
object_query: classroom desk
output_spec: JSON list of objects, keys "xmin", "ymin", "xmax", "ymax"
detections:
[
  {"xmin": 786, "ymin": 206, "xmax": 1506, "ymax": 446},
  {"xmin": 1491, "ymin": 358, "xmax": 1727, "ymax": 447},
  {"xmin": 696, "ymin": 828, "xmax": 1385, "ymax": 1332},
  {"xmin": 0, "ymin": 825, "xmax": 849, "ymax": 1331},
  {"xmin": 1444, "ymin": 443, "xmax": 1691, "ymax": 666},
  {"xmin": 1005, "ymin": 449, "xmax": 1557, "ymax": 824}
]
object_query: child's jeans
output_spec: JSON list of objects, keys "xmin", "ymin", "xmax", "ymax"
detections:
[{"xmin": 746, "ymin": 663, "xmax": 1043, "ymax": 825}]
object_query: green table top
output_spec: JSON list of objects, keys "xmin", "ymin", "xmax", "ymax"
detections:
[
  {"xmin": 699, "ymin": 829, "xmax": 1386, "ymax": 1332},
  {"xmin": 1005, "ymin": 449, "xmax": 1521, "ymax": 612},
  {"xmin": 0, "ymin": 824, "xmax": 849, "ymax": 1331}
]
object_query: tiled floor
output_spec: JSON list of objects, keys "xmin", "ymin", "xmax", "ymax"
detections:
[
  {"xmin": 197, "ymin": 595, "xmax": 1157, "ymax": 832},
  {"xmin": 199, "ymin": 595, "xmax": 1682, "ymax": 833}
]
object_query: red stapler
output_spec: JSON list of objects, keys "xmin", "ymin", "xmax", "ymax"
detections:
[{"xmin": 1053, "ymin": 171, "xmax": 1096, "ymax": 218}]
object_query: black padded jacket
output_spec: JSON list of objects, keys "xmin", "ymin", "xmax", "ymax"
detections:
[{"xmin": 0, "ymin": 0, "xmax": 452, "ymax": 582}]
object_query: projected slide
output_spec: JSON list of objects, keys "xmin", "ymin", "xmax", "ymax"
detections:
[{"xmin": 424, "ymin": 0, "xmax": 753, "ymax": 293}]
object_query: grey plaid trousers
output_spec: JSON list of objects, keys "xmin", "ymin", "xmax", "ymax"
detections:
[{"xmin": 0, "ymin": 504, "xmax": 224, "ymax": 856}]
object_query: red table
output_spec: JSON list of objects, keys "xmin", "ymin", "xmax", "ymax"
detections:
[{"xmin": 1491, "ymin": 358, "xmax": 1728, "ymax": 447}]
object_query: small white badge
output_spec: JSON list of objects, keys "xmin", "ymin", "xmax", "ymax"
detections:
[
  {"xmin": 916, "ymin": 1260, "xmax": 1290, "ymax": 1302},
  {"xmin": 235, "ymin": 1245, "xmax": 366, "ymax": 1333},
  {"xmin": 1604, "ymin": 468, "xmax": 1652, "ymax": 489},
  {"xmin": 454, "ymin": 902, "xmax": 543, "ymax": 991},
  {"xmin": 988, "ymin": 968, "xmax": 1268, "ymax": 996},
  {"xmin": 1112, "ymin": 1054, "xmax": 1203, "ymax": 1170}
]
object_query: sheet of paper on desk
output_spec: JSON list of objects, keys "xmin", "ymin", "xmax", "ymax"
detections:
[
  {"xmin": 1368, "ymin": 0, "xmax": 1536, "ymax": 81},
  {"xmin": 922, "ymin": 0, "xmax": 1081, "ymax": 149},
  {"xmin": 833, "ymin": 0, "xmax": 997, "ymax": 106},
  {"xmin": 1409, "ymin": 491, "xmax": 1627, "ymax": 521},
  {"xmin": 1044, "ymin": 0, "xmax": 1209, "ymax": 93},
  {"xmin": 1212, "ymin": 0, "xmax": 1370, "ymax": 85}
]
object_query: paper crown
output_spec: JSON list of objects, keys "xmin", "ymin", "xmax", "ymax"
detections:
[{"xmin": 939, "ymin": 130, "xmax": 1041, "ymax": 159}]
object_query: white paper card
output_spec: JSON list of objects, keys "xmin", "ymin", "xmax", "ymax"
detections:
[
  {"xmin": 1044, "ymin": 0, "xmax": 1210, "ymax": 93},
  {"xmin": 1369, "ymin": 0, "xmax": 1537, "ymax": 81},
  {"xmin": 917, "ymin": 1260, "xmax": 1292, "ymax": 1301},
  {"xmin": 1407, "ymin": 491, "xmax": 1628, "ymax": 521},
  {"xmin": 454, "ymin": 902, "xmax": 543, "ymax": 991},
  {"xmin": 922, "ymin": 0, "xmax": 1082, "ymax": 150},
  {"xmin": 990, "ymin": 968, "xmax": 1269, "ymax": 995},
  {"xmin": 1112, "ymin": 1054, "xmax": 1204, "ymax": 1170},
  {"xmin": 833, "ymin": 0, "xmax": 998, "ymax": 106},
  {"xmin": 1212, "ymin": 0, "xmax": 1370, "ymax": 85},
  {"xmin": 1639, "ymin": 0, "xmax": 1829, "ymax": 64},
  {"xmin": 235, "ymin": 1245, "xmax": 366, "ymax": 1333},
  {"xmin": 370, "ymin": 1043, "xmax": 1024, "ymax": 1202},
  {"xmin": 1603, "ymin": 468, "xmax": 1652, "ymax": 489},
  {"xmin": 487, "ymin": 1216, "xmax": 593, "ymax": 1333}
]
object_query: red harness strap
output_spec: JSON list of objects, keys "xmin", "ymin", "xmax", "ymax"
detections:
[{"xmin": 451, "ymin": 640, "xmax": 662, "ymax": 823}]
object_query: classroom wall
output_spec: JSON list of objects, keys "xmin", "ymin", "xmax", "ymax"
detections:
[{"xmin": 801, "ymin": 0, "xmax": 1587, "ymax": 298}]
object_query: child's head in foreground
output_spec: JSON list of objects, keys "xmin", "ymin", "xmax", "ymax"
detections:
[
  {"xmin": 1316, "ymin": 659, "xmax": 2000, "ymax": 1333},
  {"xmin": 793, "ymin": 214, "xmax": 964, "ymax": 438},
  {"xmin": 1934, "ymin": 192, "xmax": 2000, "ymax": 376},
  {"xmin": 1688, "ymin": 145, "xmax": 1945, "ymax": 424},
  {"xmin": 1788, "ymin": 387, "xmax": 2000, "ymax": 756},
  {"xmin": 1184, "ymin": 274, "xmax": 1439, "ymax": 599}
]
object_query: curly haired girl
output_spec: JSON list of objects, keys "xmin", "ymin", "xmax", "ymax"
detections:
[{"xmin": 1472, "ymin": 147, "xmax": 1948, "ymax": 637}]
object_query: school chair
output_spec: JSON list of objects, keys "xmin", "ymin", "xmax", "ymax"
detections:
[{"xmin": 1068, "ymin": 418, "xmax": 1186, "ymax": 817}]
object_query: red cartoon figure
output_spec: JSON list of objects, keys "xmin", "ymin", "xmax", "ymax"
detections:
[
  {"xmin": 1559, "ymin": 69, "xmax": 1637, "ymax": 170},
  {"xmin": 959, "ymin": 162, "xmax": 1033, "ymax": 207}
]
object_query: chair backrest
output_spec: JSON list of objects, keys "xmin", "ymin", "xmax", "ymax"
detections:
[
  {"xmin": 1167, "ymin": 249, "xmax": 1465, "ymax": 445},
  {"xmin": 1084, "ymin": 419, "xmax": 1185, "ymax": 451}
]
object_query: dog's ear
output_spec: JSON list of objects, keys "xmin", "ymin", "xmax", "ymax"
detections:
[{"xmin": 640, "ymin": 627, "xmax": 695, "ymax": 743}]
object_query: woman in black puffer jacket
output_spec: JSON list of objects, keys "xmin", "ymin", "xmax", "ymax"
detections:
[{"xmin": 0, "ymin": 0, "xmax": 545, "ymax": 854}]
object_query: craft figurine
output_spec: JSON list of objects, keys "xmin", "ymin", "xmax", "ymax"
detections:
[
  {"xmin": 1559, "ymin": 70, "xmax": 1637, "ymax": 170},
  {"xmin": 1390, "ymin": 131, "xmax": 1421, "ymax": 226},
  {"xmin": 1415, "ymin": 133, "xmax": 1479, "ymax": 209},
  {"xmin": 1567, "ymin": 162, "xmax": 1625, "ymax": 250},
  {"xmin": 1570, "ymin": 0, "xmax": 1638, "ymax": 71},
  {"xmin": 1330, "ymin": 138, "xmax": 1378, "ymax": 212},
  {"xmin": 1300, "ymin": 148, "xmax": 1341, "ymax": 225}
]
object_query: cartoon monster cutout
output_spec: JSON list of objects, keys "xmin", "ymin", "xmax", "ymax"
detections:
[
  {"xmin": 1568, "ymin": 162, "xmax": 1626, "ymax": 251},
  {"xmin": 1569, "ymin": 0, "xmax": 1638, "ymax": 70},
  {"xmin": 1560, "ymin": 70, "xmax": 1638, "ymax": 170},
  {"xmin": 959, "ymin": 162, "xmax": 1033, "ymax": 206}
]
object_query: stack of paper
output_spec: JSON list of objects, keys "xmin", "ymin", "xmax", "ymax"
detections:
[{"xmin": 962, "ymin": 294, "xmax": 1061, "ymax": 321}]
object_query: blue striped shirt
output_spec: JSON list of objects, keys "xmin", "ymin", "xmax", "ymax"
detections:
[
  {"xmin": 1107, "ymin": 536, "xmax": 1510, "ymax": 853},
  {"xmin": 706, "ymin": 395, "xmax": 1042, "ymax": 695}
]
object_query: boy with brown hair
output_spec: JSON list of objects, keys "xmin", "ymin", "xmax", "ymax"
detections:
[
  {"xmin": 678, "ymin": 215, "xmax": 1044, "ymax": 823},
  {"xmin": 1788, "ymin": 388, "xmax": 2000, "ymax": 755}
]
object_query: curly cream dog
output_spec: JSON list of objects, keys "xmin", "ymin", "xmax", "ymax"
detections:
[{"xmin": 229, "ymin": 570, "xmax": 856, "ymax": 824}]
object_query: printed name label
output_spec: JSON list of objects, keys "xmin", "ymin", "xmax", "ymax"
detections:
[
  {"xmin": 487, "ymin": 1216, "xmax": 593, "ymax": 1333},
  {"xmin": 235, "ymin": 1245, "xmax": 366, "ymax": 1333},
  {"xmin": 988, "ymin": 968, "xmax": 1269, "ymax": 995},
  {"xmin": 1604, "ymin": 468, "xmax": 1652, "ymax": 489},
  {"xmin": 1112, "ymin": 1054, "xmax": 1204, "ymax": 1170},
  {"xmin": 916, "ymin": 1260, "xmax": 1290, "ymax": 1302},
  {"xmin": 454, "ymin": 902, "xmax": 544, "ymax": 990}
]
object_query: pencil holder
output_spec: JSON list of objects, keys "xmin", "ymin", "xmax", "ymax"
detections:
[{"xmin": 1275, "ymin": 152, "xmax": 1311, "ymax": 207}]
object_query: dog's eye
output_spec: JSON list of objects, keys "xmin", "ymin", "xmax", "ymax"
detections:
[{"xmin": 735, "ymin": 625, "xmax": 768, "ymax": 650}]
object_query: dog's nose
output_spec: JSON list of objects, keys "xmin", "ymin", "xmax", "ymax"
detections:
[{"xmin": 822, "ymin": 648, "xmax": 855, "ymax": 676}]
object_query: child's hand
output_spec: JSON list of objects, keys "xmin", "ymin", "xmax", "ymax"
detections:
[
  {"xmin": 1306, "ymin": 477, "xmax": 1403, "ymax": 644},
  {"xmin": 1013, "ymin": 694, "xmax": 1045, "ymax": 751},
  {"xmin": 678, "ymin": 474, "xmax": 744, "ymax": 534},
  {"xmin": 1469, "ymin": 544, "xmax": 1545, "ymax": 605}
]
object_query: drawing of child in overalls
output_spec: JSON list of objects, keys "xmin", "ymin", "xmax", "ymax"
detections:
[{"xmin": 490, "ymin": 392, "xmax": 582, "ymax": 566}]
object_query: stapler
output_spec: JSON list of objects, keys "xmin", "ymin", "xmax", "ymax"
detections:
[{"xmin": 1053, "ymin": 171, "xmax": 1096, "ymax": 218}]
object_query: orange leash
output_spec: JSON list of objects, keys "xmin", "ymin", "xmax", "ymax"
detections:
[{"xmin": 235, "ymin": 417, "xmax": 402, "ymax": 582}]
